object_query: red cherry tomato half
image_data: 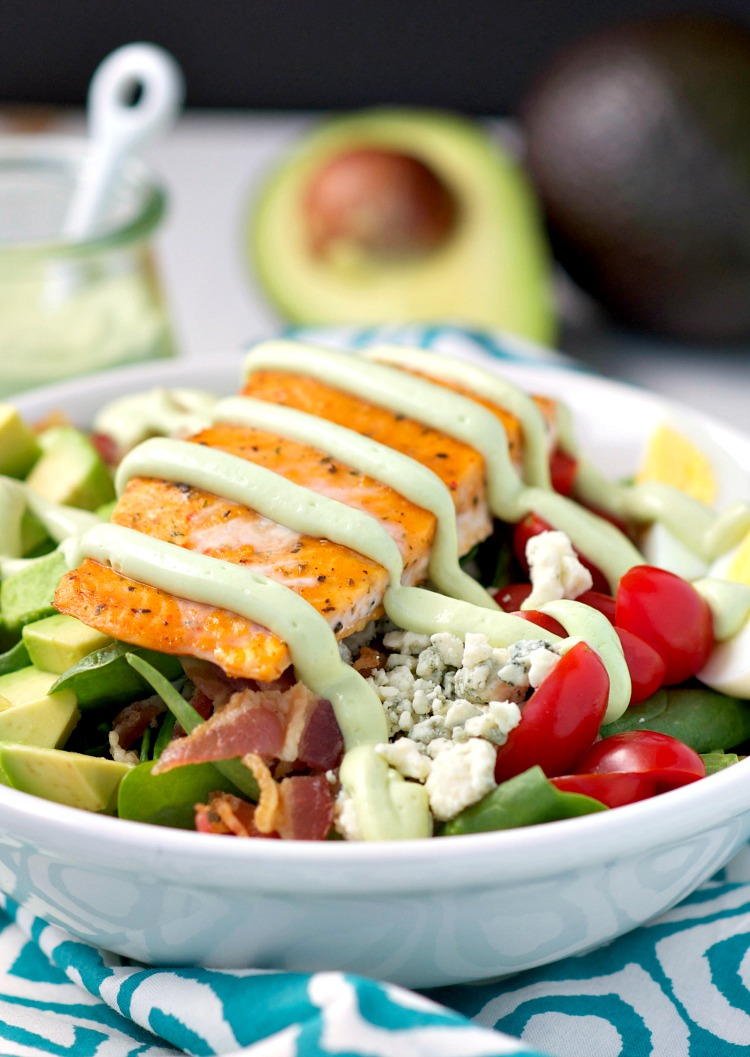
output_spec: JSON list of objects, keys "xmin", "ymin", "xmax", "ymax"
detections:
[
  {"xmin": 510, "ymin": 609, "xmax": 567, "ymax": 638},
  {"xmin": 615, "ymin": 627, "xmax": 667, "ymax": 705},
  {"xmin": 551, "ymin": 730, "xmax": 705, "ymax": 808},
  {"xmin": 576, "ymin": 590, "xmax": 617, "ymax": 624},
  {"xmin": 615, "ymin": 565, "xmax": 714, "ymax": 685},
  {"xmin": 494, "ymin": 583, "xmax": 532, "ymax": 612},
  {"xmin": 550, "ymin": 772, "xmax": 649, "ymax": 808},
  {"xmin": 549, "ymin": 448, "xmax": 578, "ymax": 497},
  {"xmin": 494, "ymin": 641, "xmax": 609, "ymax": 782},
  {"xmin": 513, "ymin": 514, "xmax": 611, "ymax": 594}
]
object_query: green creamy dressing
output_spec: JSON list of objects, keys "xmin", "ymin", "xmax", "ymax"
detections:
[
  {"xmin": 694, "ymin": 578, "xmax": 750, "ymax": 641},
  {"xmin": 93, "ymin": 387, "xmax": 218, "ymax": 455},
  {"xmin": 0, "ymin": 475, "xmax": 99, "ymax": 574}
]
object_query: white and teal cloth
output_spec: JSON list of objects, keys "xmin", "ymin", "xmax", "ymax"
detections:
[{"xmin": 1, "ymin": 325, "xmax": 748, "ymax": 1057}]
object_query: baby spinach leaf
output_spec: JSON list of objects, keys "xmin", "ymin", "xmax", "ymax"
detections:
[
  {"xmin": 52, "ymin": 641, "xmax": 182, "ymax": 709},
  {"xmin": 441, "ymin": 765, "xmax": 607, "ymax": 836},
  {"xmin": 601, "ymin": 688, "xmax": 750, "ymax": 753},
  {"xmin": 118, "ymin": 760, "xmax": 240, "ymax": 829}
]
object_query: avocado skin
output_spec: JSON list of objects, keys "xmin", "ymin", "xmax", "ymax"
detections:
[{"xmin": 523, "ymin": 16, "xmax": 750, "ymax": 342}]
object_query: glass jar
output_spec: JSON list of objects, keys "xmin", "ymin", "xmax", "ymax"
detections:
[{"xmin": 0, "ymin": 136, "xmax": 176, "ymax": 396}]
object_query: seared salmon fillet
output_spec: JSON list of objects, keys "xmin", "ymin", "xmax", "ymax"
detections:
[{"xmin": 55, "ymin": 369, "xmax": 539, "ymax": 680}]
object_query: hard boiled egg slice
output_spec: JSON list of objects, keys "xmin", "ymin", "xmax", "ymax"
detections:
[
  {"xmin": 636, "ymin": 423, "xmax": 717, "ymax": 504},
  {"xmin": 698, "ymin": 615, "xmax": 750, "ymax": 698}
]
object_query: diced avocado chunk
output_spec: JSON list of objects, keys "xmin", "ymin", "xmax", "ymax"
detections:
[
  {"xmin": 0, "ymin": 550, "xmax": 68, "ymax": 633},
  {"xmin": 0, "ymin": 405, "xmax": 40, "ymax": 478},
  {"xmin": 0, "ymin": 744, "xmax": 130, "ymax": 813},
  {"xmin": 23, "ymin": 614, "xmax": 110, "ymax": 675},
  {"xmin": 0, "ymin": 666, "xmax": 66, "ymax": 707},
  {"xmin": 0, "ymin": 693, "xmax": 78, "ymax": 749},
  {"xmin": 26, "ymin": 427, "xmax": 115, "ymax": 511}
]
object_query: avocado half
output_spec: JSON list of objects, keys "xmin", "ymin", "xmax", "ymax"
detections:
[{"xmin": 249, "ymin": 109, "xmax": 555, "ymax": 343}]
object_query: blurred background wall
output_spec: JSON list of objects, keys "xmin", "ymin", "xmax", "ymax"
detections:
[{"xmin": 4, "ymin": 0, "xmax": 750, "ymax": 113}]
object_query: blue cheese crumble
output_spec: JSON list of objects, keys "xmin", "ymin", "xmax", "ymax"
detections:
[{"xmin": 368, "ymin": 629, "xmax": 563, "ymax": 823}]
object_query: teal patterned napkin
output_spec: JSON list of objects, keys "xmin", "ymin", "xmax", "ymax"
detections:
[{"xmin": 0, "ymin": 324, "xmax": 746, "ymax": 1057}]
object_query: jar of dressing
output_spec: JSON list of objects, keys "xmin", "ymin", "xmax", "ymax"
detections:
[{"xmin": 0, "ymin": 136, "xmax": 176, "ymax": 396}]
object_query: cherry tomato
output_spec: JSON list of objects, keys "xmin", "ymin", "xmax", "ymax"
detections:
[
  {"xmin": 616, "ymin": 627, "xmax": 666, "ymax": 704},
  {"xmin": 495, "ymin": 583, "xmax": 531, "ymax": 612},
  {"xmin": 615, "ymin": 565, "xmax": 714, "ymax": 685},
  {"xmin": 576, "ymin": 590, "xmax": 617, "ymax": 624},
  {"xmin": 551, "ymin": 730, "xmax": 705, "ymax": 808},
  {"xmin": 549, "ymin": 448, "xmax": 578, "ymax": 496},
  {"xmin": 511, "ymin": 609, "xmax": 567, "ymax": 637},
  {"xmin": 513, "ymin": 514, "xmax": 610, "ymax": 594},
  {"xmin": 494, "ymin": 641, "xmax": 609, "ymax": 781}
]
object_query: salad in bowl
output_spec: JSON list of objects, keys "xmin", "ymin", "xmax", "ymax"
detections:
[{"xmin": 0, "ymin": 339, "xmax": 749, "ymax": 847}]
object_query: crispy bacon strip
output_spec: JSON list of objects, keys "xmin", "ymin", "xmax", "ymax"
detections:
[
  {"xmin": 296, "ymin": 699, "xmax": 343, "ymax": 771},
  {"xmin": 153, "ymin": 693, "xmax": 285, "ymax": 774},
  {"xmin": 195, "ymin": 792, "xmax": 275, "ymax": 838},
  {"xmin": 242, "ymin": 753, "xmax": 280, "ymax": 834}
]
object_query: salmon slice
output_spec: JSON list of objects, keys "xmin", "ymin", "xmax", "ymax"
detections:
[{"xmin": 56, "ymin": 368, "xmax": 533, "ymax": 680}]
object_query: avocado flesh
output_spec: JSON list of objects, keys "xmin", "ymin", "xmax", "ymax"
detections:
[
  {"xmin": 0, "ymin": 405, "xmax": 40, "ymax": 479},
  {"xmin": 27, "ymin": 427, "xmax": 115, "ymax": 511},
  {"xmin": 0, "ymin": 744, "xmax": 130, "ymax": 813},
  {"xmin": 251, "ymin": 109, "xmax": 555, "ymax": 343},
  {"xmin": 23, "ymin": 614, "xmax": 111, "ymax": 675},
  {"xmin": 1, "ymin": 550, "xmax": 68, "ymax": 634},
  {"xmin": 0, "ymin": 695, "xmax": 79, "ymax": 751}
]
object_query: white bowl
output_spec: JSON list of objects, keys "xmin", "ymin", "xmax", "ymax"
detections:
[{"xmin": 1, "ymin": 352, "xmax": 749, "ymax": 989}]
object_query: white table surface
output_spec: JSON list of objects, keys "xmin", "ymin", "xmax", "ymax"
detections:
[{"xmin": 57, "ymin": 110, "xmax": 750, "ymax": 432}]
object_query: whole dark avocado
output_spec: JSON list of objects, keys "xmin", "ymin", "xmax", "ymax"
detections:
[{"xmin": 523, "ymin": 16, "xmax": 750, "ymax": 343}]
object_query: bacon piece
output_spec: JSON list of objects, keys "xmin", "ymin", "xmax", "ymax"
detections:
[
  {"xmin": 242, "ymin": 753, "xmax": 280, "ymax": 833},
  {"xmin": 112, "ymin": 696, "xmax": 165, "ymax": 750},
  {"xmin": 195, "ymin": 792, "xmax": 276, "ymax": 838},
  {"xmin": 277, "ymin": 775, "xmax": 334, "ymax": 841},
  {"xmin": 296, "ymin": 700, "xmax": 343, "ymax": 771},
  {"xmin": 153, "ymin": 693, "xmax": 285, "ymax": 774}
]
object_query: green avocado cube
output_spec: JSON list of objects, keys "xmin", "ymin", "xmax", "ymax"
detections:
[
  {"xmin": 0, "ymin": 405, "xmax": 40, "ymax": 479},
  {"xmin": 0, "ymin": 666, "xmax": 64, "ymax": 707},
  {"xmin": 23, "ymin": 614, "xmax": 111, "ymax": 675},
  {"xmin": 0, "ymin": 693, "xmax": 79, "ymax": 749},
  {"xmin": 19, "ymin": 508, "xmax": 51, "ymax": 557},
  {"xmin": 0, "ymin": 744, "xmax": 130, "ymax": 813},
  {"xmin": 1, "ymin": 550, "xmax": 68, "ymax": 633},
  {"xmin": 26, "ymin": 427, "xmax": 115, "ymax": 511}
]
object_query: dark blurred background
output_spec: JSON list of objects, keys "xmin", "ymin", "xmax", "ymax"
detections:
[{"xmin": 3, "ymin": 0, "xmax": 750, "ymax": 112}]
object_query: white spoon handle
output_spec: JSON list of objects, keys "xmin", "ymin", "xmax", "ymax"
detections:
[{"xmin": 63, "ymin": 43, "xmax": 184, "ymax": 241}]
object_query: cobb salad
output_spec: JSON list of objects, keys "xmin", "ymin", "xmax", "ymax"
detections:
[{"xmin": 0, "ymin": 340, "xmax": 749, "ymax": 842}]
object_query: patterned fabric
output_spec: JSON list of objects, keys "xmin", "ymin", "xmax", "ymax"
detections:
[
  {"xmin": 0, "ymin": 855, "xmax": 749, "ymax": 1056},
  {"xmin": 1, "ymin": 324, "xmax": 747, "ymax": 1056}
]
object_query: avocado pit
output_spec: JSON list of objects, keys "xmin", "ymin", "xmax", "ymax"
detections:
[{"xmin": 304, "ymin": 148, "xmax": 458, "ymax": 262}]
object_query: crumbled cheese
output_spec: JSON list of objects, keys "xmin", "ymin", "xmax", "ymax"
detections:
[
  {"xmin": 425, "ymin": 739, "xmax": 497, "ymax": 821},
  {"xmin": 369, "ymin": 631, "xmax": 561, "ymax": 749},
  {"xmin": 334, "ymin": 790, "xmax": 361, "ymax": 841},
  {"xmin": 375, "ymin": 739, "xmax": 432, "ymax": 781},
  {"xmin": 525, "ymin": 530, "xmax": 593, "ymax": 609}
]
